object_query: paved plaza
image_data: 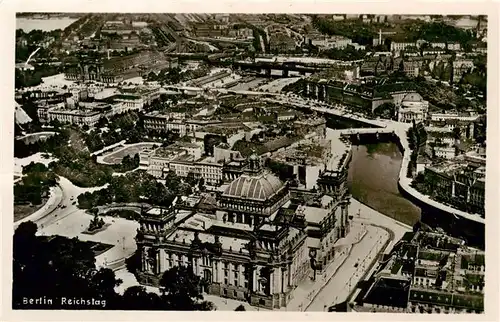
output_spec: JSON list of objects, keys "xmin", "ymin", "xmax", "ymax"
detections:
[{"xmin": 25, "ymin": 176, "xmax": 138, "ymax": 267}]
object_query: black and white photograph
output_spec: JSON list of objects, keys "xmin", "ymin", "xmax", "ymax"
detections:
[{"xmin": 5, "ymin": 4, "xmax": 496, "ymax": 318}]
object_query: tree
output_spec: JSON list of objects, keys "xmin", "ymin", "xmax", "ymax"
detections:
[
  {"xmin": 49, "ymin": 118, "xmax": 62, "ymax": 129},
  {"xmin": 185, "ymin": 171, "xmax": 199, "ymax": 187},
  {"xmin": 97, "ymin": 116, "xmax": 108, "ymax": 128},
  {"xmin": 164, "ymin": 172, "xmax": 182, "ymax": 193},
  {"xmin": 121, "ymin": 286, "xmax": 163, "ymax": 310},
  {"xmin": 13, "ymin": 221, "xmax": 39, "ymax": 265},
  {"xmin": 125, "ymin": 248, "xmax": 142, "ymax": 274},
  {"xmin": 159, "ymin": 265, "xmax": 214, "ymax": 311},
  {"xmin": 413, "ymin": 221, "xmax": 422, "ymax": 233},
  {"xmin": 373, "ymin": 102, "xmax": 396, "ymax": 119},
  {"xmin": 452, "ymin": 126, "xmax": 462, "ymax": 140},
  {"xmin": 13, "ymin": 221, "xmax": 130, "ymax": 309},
  {"xmin": 198, "ymin": 177, "xmax": 206, "ymax": 191},
  {"xmin": 92, "ymin": 267, "xmax": 122, "ymax": 295},
  {"xmin": 13, "ymin": 221, "xmax": 115, "ymax": 308}
]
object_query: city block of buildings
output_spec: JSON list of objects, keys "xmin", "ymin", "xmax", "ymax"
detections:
[{"xmin": 136, "ymin": 133, "xmax": 353, "ymax": 309}]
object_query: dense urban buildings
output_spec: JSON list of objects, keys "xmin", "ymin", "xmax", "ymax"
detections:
[
  {"xmin": 351, "ymin": 231, "xmax": 484, "ymax": 313},
  {"xmin": 12, "ymin": 12, "xmax": 487, "ymax": 313},
  {"xmin": 137, "ymin": 148, "xmax": 352, "ymax": 309}
]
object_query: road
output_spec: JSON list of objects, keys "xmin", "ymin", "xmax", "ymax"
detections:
[
  {"xmin": 164, "ymin": 82, "xmax": 389, "ymax": 129},
  {"xmin": 284, "ymin": 26, "xmax": 304, "ymax": 47},
  {"xmin": 63, "ymin": 15, "xmax": 92, "ymax": 43},
  {"xmin": 259, "ymin": 33, "xmax": 266, "ymax": 54},
  {"xmin": 265, "ymin": 95, "xmax": 387, "ymax": 128},
  {"xmin": 185, "ymin": 38, "xmax": 219, "ymax": 52},
  {"xmin": 15, "ymin": 185, "xmax": 63, "ymax": 225},
  {"xmin": 21, "ymin": 176, "xmax": 138, "ymax": 269},
  {"xmin": 31, "ymin": 177, "xmax": 106, "ymax": 228},
  {"xmin": 305, "ymin": 224, "xmax": 391, "ymax": 311},
  {"xmin": 236, "ymin": 16, "xmax": 266, "ymax": 54}
]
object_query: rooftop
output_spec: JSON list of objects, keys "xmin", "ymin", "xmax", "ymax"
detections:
[
  {"xmin": 362, "ymin": 277, "xmax": 411, "ymax": 309},
  {"xmin": 153, "ymin": 147, "xmax": 186, "ymax": 159},
  {"xmin": 271, "ymin": 137, "xmax": 330, "ymax": 166},
  {"xmin": 50, "ymin": 108, "xmax": 101, "ymax": 116},
  {"xmin": 223, "ymin": 170, "xmax": 284, "ymax": 202},
  {"xmin": 409, "ymin": 289, "xmax": 483, "ymax": 311},
  {"xmin": 417, "ymin": 249, "xmax": 449, "ymax": 262},
  {"xmin": 460, "ymin": 252, "xmax": 485, "ymax": 268},
  {"xmin": 427, "ymin": 162, "xmax": 471, "ymax": 177},
  {"xmin": 402, "ymin": 92, "xmax": 424, "ymax": 103},
  {"xmin": 167, "ymin": 228, "xmax": 250, "ymax": 254},
  {"xmin": 299, "ymin": 205, "xmax": 330, "ymax": 225}
]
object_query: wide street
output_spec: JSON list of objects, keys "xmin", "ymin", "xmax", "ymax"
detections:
[
  {"xmin": 19, "ymin": 175, "xmax": 139, "ymax": 268},
  {"xmin": 305, "ymin": 224, "xmax": 390, "ymax": 311}
]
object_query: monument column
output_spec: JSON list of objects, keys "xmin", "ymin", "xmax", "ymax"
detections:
[
  {"xmin": 197, "ymin": 257, "xmax": 202, "ymax": 276},
  {"xmin": 339, "ymin": 206, "xmax": 345, "ymax": 238},
  {"xmin": 157, "ymin": 249, "xmax": 163, "ymax": 273}
]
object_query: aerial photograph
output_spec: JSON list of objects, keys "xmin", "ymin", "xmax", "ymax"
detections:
[{"xmin": 13, "ymin": 13, "xmax": 487, "ymax": 313}]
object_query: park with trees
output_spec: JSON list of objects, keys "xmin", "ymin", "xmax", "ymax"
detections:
[
  {"xmin": 77, "ymin": 171, "xmax": 191, "ymax": 210},
  {"xmin": 14, "ymin": 162, "xmax": 59, "ymax": 221},
  {"xmin": 13, "ymin": 221, "xmax": 215, "ymax": 310},
  {"xmin": 406, "ymin": 122, "xmax": 428, "ymax": 178}
]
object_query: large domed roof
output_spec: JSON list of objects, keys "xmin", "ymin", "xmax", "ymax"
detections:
[
  {"xmin": 223, "ymin": 171, "xmax": 284, "ymax": 201},
  {"xmin": 402, "ymin": 92, "xmax": 423, "ymax": 103}
]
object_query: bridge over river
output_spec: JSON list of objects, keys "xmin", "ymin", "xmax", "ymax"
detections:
[{"xmin": 274, "ymin": 94, "xmax": 485, "ymax": 247}]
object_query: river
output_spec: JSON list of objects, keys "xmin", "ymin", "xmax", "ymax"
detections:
[
  {"xmin": 16, "ymin": 17, "xmax": 78, "ymax": 32},
  {"xmin": 347, "ymin": 142, "xmax": 421, "ymax": 226}
]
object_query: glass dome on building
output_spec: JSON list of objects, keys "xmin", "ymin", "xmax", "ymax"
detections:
[
  {"xmin": 223, "ymin": 172, "xmax": 284, "ymax": 201},
  {"xmin": 401, "ymin": 92, "xmax": 424, "ymax": 104},
  {"xmin": 223, "ymin": 152, "xmax": 285, "ymax": 201}
]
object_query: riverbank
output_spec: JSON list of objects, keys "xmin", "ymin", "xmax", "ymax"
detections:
[
  {"xmin": 341, "ymin": 119, "xmax": 484, "ymax": 247},
  {"xmin": 304, "ymin": 103, "xmax": 483, "ymax": 228},
  {"xmin": 16, "ymin": 17, "xmax": 78, "ymax": 32},
  {"xmin": 392, "ymin": 122, "xmax": 485, "ymax": 225},
  {"xmin": 388, "ymin": 122, "xmax": 484, "ymax": 248},
  {"xmin": 348, "ymin": 141, "xmax": 421, "ymax": 226}
]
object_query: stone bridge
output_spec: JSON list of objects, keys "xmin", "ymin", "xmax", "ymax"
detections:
[
  {"xmin": 339, "ymin": 128, "xmax": 395, "ymax": 135},
  {"xmin": 234, "ymin": 60, "xmax": 322, "ymax": 77},
  {"xmin": 264, "ymin": 97, "xmax": 387, "ymax": 128},
  {"xmin": 339, "ymin": 128, "xmax": 397, "ymax": 141}
]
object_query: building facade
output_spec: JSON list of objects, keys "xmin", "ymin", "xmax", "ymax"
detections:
[
  {"xmin": 391, "ymin": 42, "xmax": 417, "ymax": 53},
  {"xmin": 398, "ymin": 92, "xmax": 429, "ymax": 123},
  {"xmin": 37, "ymin": 103, "xmax": 102, "ymax": 127},
  {"xmin": 136, "ymin": 153, "xmax": 352, "ymax": 309},
  {"xmin": 424, "ymin": 164, "xmax": 485, "ymax": 215}
]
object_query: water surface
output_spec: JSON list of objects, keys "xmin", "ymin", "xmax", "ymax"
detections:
[
  {"xmin": 16, "ymin": 17, "xmax": 78, "ymax": 32},
  {"xmin": 347, "ymin": 143, "xmax": 421, "ymax": 226}
]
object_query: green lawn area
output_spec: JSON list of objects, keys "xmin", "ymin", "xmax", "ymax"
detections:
[{"xmin": 13, "ymin": 201, "xmax": 47, "ymax": 222}]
